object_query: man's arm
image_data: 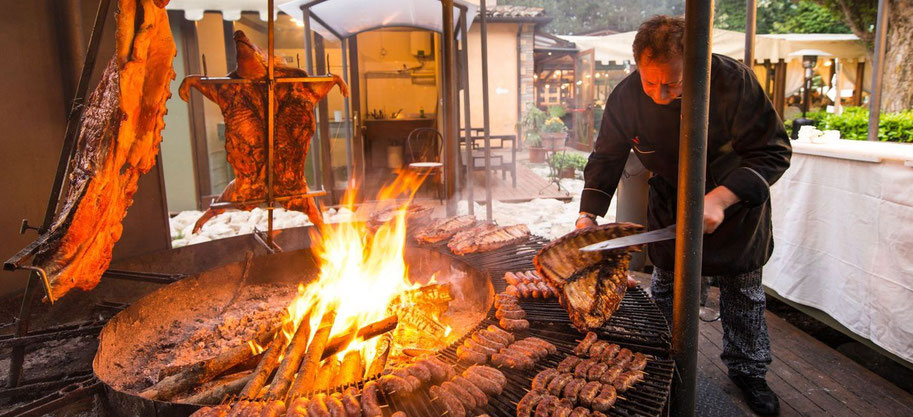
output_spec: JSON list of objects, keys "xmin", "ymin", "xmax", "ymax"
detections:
[{"xmin": 578, "ymin": 93, "xmax": 633, "ymax": 228}]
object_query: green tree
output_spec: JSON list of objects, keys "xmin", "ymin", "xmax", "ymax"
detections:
[
  {"xmin": 506, "ymin": 0, "xmax": 684, "ymax": 35},
  {"xmin": 713, "ymin": 0, "xmax": 849, "ymax": 34}
]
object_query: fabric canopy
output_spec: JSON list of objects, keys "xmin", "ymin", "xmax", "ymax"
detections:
[{"xmin": 558, "ymin": 30, "xmax": 866, "ymax": 64}]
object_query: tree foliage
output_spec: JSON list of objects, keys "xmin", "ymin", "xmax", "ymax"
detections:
[
  {"xmin": 505, "ymin": 0, "xmax": 684, "ymax": 35},
  {"xmin": 714, "ymin": 0, "xmax": 850, "ymax": 34}
]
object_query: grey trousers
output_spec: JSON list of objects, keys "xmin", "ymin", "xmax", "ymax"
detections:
[{"xmin": 650, "ymin": 267, "xmax": 772, "ymax": 379}]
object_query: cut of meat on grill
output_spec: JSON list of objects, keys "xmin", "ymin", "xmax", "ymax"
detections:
[
  {"xmin": 413, "ymin": 215, "xmax": 478, "ymax": 243},
  {"xmin": 179, "ymin": 30, "xmax": 348, "ymax": 233},
  {"xmin": 534, "ymin": 223, "xmax": 644, "ymax": 331},
  {"xmin": 448, "ymin": 222, "xmax": 497, "ymax": 249},
  {"xmin": 29, "ymin": 0, "xmax": 176, "ymax": 301},
  {"xmin": 365, "ymin": 203, "xmax": 435, "ymax": 232},
  {"xmin": 448, "ymin": 223, "xmax": 530, "ymax": 255}
]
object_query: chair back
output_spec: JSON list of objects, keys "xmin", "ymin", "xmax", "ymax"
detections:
[{"xmin": 405, "ymin": 128, "xmax": 443, "ymax": 164}]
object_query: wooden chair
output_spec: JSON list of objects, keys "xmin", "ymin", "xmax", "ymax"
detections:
[{"xmin": 405, "ymin": 127, "xmax": 444, "ymax": 201}]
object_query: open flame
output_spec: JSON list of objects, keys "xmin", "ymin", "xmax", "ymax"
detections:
[{"xmin": 283, "ymin": 170, "xmax": 431, "ymax": 368}]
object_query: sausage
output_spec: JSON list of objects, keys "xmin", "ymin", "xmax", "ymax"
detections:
[
  {"xmin": 511, "ymin": 340, "xmax": 549, "ymax": 359},
  {"xmin": 599, "ymin": 344, "xmax": 620, "ymax": 362},
  {"xmin": 505, "ymin": 272, "xmax": 522, "ymax": 286},
  {"xmin": 533, "ymin": 395, "xmax": 558, "ymax": 417},
  {"xmin": 361, "ymin": 381, "xmax": 384, "ymax": 417},
  {"xmin": 599, "ymin": 365, "xmax": 624, "ymax": 385},
  {"xmin": 477, "ymin": 329, "xmax": 510, "ymax": 347},
  {"xmin": 494, "ymin": 294, "xmax": 519, "ymax": 308},
  {"xmin": 614, "ymin": 370, "xmax": 644, "ymax": 392},
  {"xmin": 307, "ymin": 394, "xmax": 332, "ymax": 417},
  {"xmin": 505, "ymin": 285, "xmax": 520, "ymax": 296},
  {"xmin": 431, "ymin": 384, "xmax": 466, "ymax": 417},
  {"xmin": 456, "ymin": 345, "xmax": 488, "ymax": 364},
  {"xmin": 490, "ymin": 351, "xmax": 533, "ymax": 370},
  {"xmin": 442, "ymin": 380, "xmax": 478, "ymax": 411},
  {"xmin": 573, "ymin": 332, "xmax": 598, "ymax": 356},
  {"xmin": 590, "ymin": 412, "xmax": 608, "ymax": 417},
  {"xmin": 553, "ymin": 398, "xmax": 575, "ymax": 417},
  {"xmin": 592, "ymin": 384, "xmax": 617, "ymax": 412},
  {"xmin": 508, "ymin": 342, "xmax": 545, "ymax": 361},
  {"xmin": 546, "ymin": 373, "xmax": 573, "ymax": 396},
  {"xmin": 339, "ymin": 387, "xmax": 362, "ymax": 417},
  {"xmin": 536, "ymin": 282, "xmax": 554, "ymax": 299},
  {"xmin": 463, "ymin": 366, "xmax": 505, "ymax": 395},
  {"xmin": 569, "ymin": 407, "xmax": 591, "ymax": 417},
  {"xmin": 390, "ymin": 412, "xmax": 407, "ymax": 417},
  {"xmin": 521, "ymin": 337, "xmax": 557, "ymax": 355},
  {"xmin": 573, "ymin": 359, "xmax": 596, "ymax": 378},
  {"xmin": 578, "ymin": 381, "xmax": 602, "ymax": 407},
  {"xmin": 499, "ymin": 318, "xmax": 529, "ymax": 331},
  {"xmin": 453, "ymin": 376, "xmax": 488, "ymax": 408},
  {"xmin": 495, "ymin": 307, "xmax": 527, "ymax": 320},
  {"xmin": 628, "ymin": 352, "xmax": 648, "ymax": 371},
  {"xmin": 422, "ymin": 356, "xmax": 454, "ymax": 381},
  {"xmin": 379, "ymin": 374, "xmax": 412, "ymax": 393},
  {"xmin": 472, "ymin": 331, "xmax": 507, "ymax": 349},
  {"xmin": 325, "ymin": 394, "xmax": 347, "ymax": 417},
  {"xmin": 588, "ymin": 340, "xmax": 609, "ymax": 357},
  {"xmin": 416, "ymin": 358, "xmax": 445, "ymax": 383},
  {"xmin": 557, "ymin": 356, "xmax": 582, "ymax": 373},
  {"xmin": 531, "ymin": 368, "xmax": 560, "ymax": 390},
  {"xmin": 486, "ymin": 325, "xmax": 515, "ymax": 344},
  {"xmin": 405, "ymin": 362, "xmax": 432, "ymax": 383},
  {"xmin": 613, "ymin": 348, "xmax": 633, "ymax": 368},
  {"xmin": 516, "ymin": 388, "xmax": 547, "ymax": 417},
  {"xmin": 464, "ymin": 339, "xmax": 499, "ymax": 356},
  {"xmin": 286, "ymin": 398, "xmax": 309, "ymax": 417},
  {"xmin": 586, "ymin": 362, "xmax": 609, "ymax": 381},
  {"xmin": 562, "ymin": 377, "xmax": 587, "ymax": 404},
  {"xmin": 516, "ymin": 282, "xmax": 532, "ymax": 298}
]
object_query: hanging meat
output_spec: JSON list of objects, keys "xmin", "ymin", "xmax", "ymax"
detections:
[
  {"xmin": 179, "ymin": 30, "xmax": 348, "ymax": 233},
  {"xmin": 533, "ymin": 223, "xmax": 644, "ymax": 331},
  {"xmin": 29, "ymin": 0, "xmax": 176, "ymax": 301}
]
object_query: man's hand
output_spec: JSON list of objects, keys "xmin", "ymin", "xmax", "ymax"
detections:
[
  {"xmin": 576, "ymin": 213, "xmax": 597, "ymax": 229},
  {"xmin": 703, "ymin": 186, "xmax": 740, "ymax": 234}
]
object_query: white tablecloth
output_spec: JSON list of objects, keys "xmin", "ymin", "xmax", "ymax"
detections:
[{"xmin": 764, "ymin": 140, "xmax": 913, "ymax": 365}]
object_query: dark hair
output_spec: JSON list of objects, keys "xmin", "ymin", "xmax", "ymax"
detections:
[{"xmin": 632, "ymin": 15, "xmax": 685, "ymax": 64}]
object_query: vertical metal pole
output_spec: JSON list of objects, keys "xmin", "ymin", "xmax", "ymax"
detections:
[
  {"xmin": 867, "ymin": 0, "xmax": 889, "ymax": 142},
  {"xmin": 442, "ymin": 0, "xmax": 458, "ymax": 215},
  {"xmin": 479, "ymin": 0, "xmax": 493, "ymax": 221},
  {"xmin": 744, "ymin": 0, "xmax": 756, "ymax": 66},
  {"xmin": 835, "ymin": 59, "xmax": 843, "ymax": 115},
  {"xmin": 340, "ymin": 41, "xmax": 354, "ymax": 178},
  {"xmin": 302, "ymin": 6, "xmax": 320, "ymax": 189},
  {"xmin": 459, "ymin": 7, "xmax": 474, "ymax": 215},
  {"xmin": 314, "ymin": 33, "xmax": 335, "ymax": 202},
  {"xmin": 673, "ymin": 0, "xmax": 713, "ymax": 415},
  {"xmin": 266, "ymin": 0, "xmax": 275, "ymax": 246}
]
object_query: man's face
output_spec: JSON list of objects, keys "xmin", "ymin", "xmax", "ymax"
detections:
[{"xmin": 637, "ymin": 49, "xmax": 684, "ymax": 105}]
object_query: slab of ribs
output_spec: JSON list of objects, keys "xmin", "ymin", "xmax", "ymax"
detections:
[
  {"xmin": 534, "ymin": 223, "xmax": 644, "ymax": 331},
  {"xmin": 30, "ymin": 0, "xmax": 175, "ymax": 301},
  {"xmin": 179, "ymin": 31, "xmax": 348, "ymax": 233}
]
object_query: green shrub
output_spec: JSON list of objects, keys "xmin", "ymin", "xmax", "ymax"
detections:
[
  {"xmin": 794, "ymin": 107, "xmax": 913, "ymax": 143},
  {"xmin": 548, "ymin": 152, "xmax": 588, "ymax": 172},
  {"xmin": 520, "ymin": 105, "xmax": 546, "ymax": 147}
]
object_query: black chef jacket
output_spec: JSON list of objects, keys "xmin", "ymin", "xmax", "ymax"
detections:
[{"xmin": 581, "ymin": 54, "xmax": 792, "ymax": 276}]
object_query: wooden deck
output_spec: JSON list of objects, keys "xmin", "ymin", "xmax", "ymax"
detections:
[{"xmin": 460, "ymin": 162, "xmax": 572, "ymax": 203}]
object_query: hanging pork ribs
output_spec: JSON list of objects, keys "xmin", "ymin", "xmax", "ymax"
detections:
[
  {"xmin": 179, "ymin": 30, "xmax": 348, "ymax": 233},
  {"xmin": 30, "ymin": 0, "xmax": 176, "ymax": 301}
]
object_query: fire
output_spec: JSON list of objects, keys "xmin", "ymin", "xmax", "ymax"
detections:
[{"xmin": 284, "ymin": 170, "xmax": 431, "ymax": 368}]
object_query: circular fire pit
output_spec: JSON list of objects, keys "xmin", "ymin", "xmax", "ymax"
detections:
[{"xmin": 94, "ymin": 244, "xmax": 493, "ymax": 416}]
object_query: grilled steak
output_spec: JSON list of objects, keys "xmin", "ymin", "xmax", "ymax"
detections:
[
  {"xmin": 180, "ymin": 31, "xmax": 348, "ymax": 233},
  {"xmin": 448, "ymin": 224, "xmax": 530, "ymax": 255},
  {"xmin": 31, "ymin": 0, "xmax": 176, "ymax": 301},
  {"xmin": 413, "ymin": 215, "xmax": 477, "ymax": 244},
  {"xmin": 534, "ymin": 223, "xmax": 644, "ymax": 331}
]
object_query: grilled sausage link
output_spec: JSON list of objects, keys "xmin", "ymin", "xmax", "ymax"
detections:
[
  {"xmin": 442, "ymin": 380, "xmax": 478, "ymax": 411},
  {"xmin": 546, "ymin": 373, "xmax": 573, "ymax": 396},
  {"xmin": 592, "ymin": 383, "xmax": 617, "ymax": 412},
  {"xmin": 588, "ymin": 340, "xmax": 609, "ymax": 357},
  {"xmin": 599, "ymin": 365, "xmax": 625, "ymax": 385},
  {"xmin": 360, "ymin": 381, "xmax": 383, "ymax": 417},
  {"xmin": 307, "ymin": 394, "xmax": 332, "ymax": 417},
  {"xmin": 431, "ymin": 384, "xmax": 466, "ymax": 417},
  {"xmin": 562, "ymin": 377, "xmax": 587, "ymax": 404},
  {"xmin": 520, "ymin": 337, "xmax": 558, "ymax": 355},
  {"xmin": 569, "ymin": 407, "xmax": 591, "ymax": 417},
  {"xmin": 578, "ymin": 381, "xmax": 602, "ymax": 407},
  {"xmin": 287, "ymin": 398, "xmax": 309, "ymax": 417},
  {"xmin": 573, "ymin": 359, "xmax": 596, "ymax": 378},
  {"xmin": 599, "ymin": 344, "xmax": 621, "ymax": 362},
  {"xmin": 586, "ymin": 362, "xmax": 609, "ymax": 381},
  {"xmin": 464, "ymin": 365, "xmax": 506, "ymax": 393},
  {"xmin": 628, "ymin": 352, "xmax": 649, "ymax": 371},
  {"xmin": 533, "ymin": 395, "xmax": 558, "ymax": 417},
  {"xmin": 456, "ymin": 345, "xmax": 488, "ymax": 364},
  {"xmin": 486, "ymin": 325, "xmax": 515, "ymax": 344},
  {"xmin": 495, "ymin": 307, "xmax": 527, "ymax": 320},
  {"xmin": 472, "ymin": 331, "xmax": 507, "ymax": 350},
  {"xmin": 573, "ymin": 332, "xmax": 598, "ymax": 356},
  {"xmin": 531, "ymin": 368, "xmax": 560, "ymax": 390},
  {"xmin": 499, "ymin": 318, "xmax": 529, "ymax": 331},
  {"xmin": 339, "ymin": 387, "xmax": 362, "ymax": 417},
  {"xmin": 553, "ymin": 398, "xmax": 575, "ymax": 417},
  {"xmin": 516, "ymin": 388, "xmax": 547, "ymax": 417},
  {"xmin": 557, "ymin": 356, "xmax": 582, "ymax": 373},
  {"xmin": 325, "ymin": 394, "xmax": 347, "ymax": 417},
  {"xmin": 453, "ymin": 376, "xmax": 488, "ymax": 408},
  {"xmin": 379, "ymin": 374, "xmax": 412, "ymax": 393}
]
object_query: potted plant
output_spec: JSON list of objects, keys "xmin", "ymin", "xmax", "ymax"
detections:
[
  {"xmin": 520, "ymin": 105, "xmax": 547, "ymax": 163},
  {"xmin": 541, "ymin": 105, "xmax": 568, "ymax": 151},
  {"xmin": 549, "ymin": 152, "xmax": 588, "ymax": 179}
]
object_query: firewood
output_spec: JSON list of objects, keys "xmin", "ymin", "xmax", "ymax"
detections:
[
  {"xmin": 366, "ymin": 334, "xmax": 392, "ymax": 377},
  {"xmin": 314, "ymin": 356, "xmax": 341, "ymax": 391},
  {"xmin": 321, "ymin": 315, "xmax": 398, "ymax": 360},
  {"xmin": 263, "ymin": 309, "xmax": 315, "ymax": 399},
  {"xmin": 238, "ymin": 321, "xmax": 294, "ymax": 398},
  {"xmin": 180, "ymin": 371, "xmax": 252, "ymax": 405},
  {"xmin": 332, "ymin": 350, "xmax": 365, "ymax": 387},
  {"xmin": 286, "ymin": 308, "xmax": 338, "ymax": 400},
  {"xmin": 139, "ymin": 325, "xmax": 278, "ymax": 400}
]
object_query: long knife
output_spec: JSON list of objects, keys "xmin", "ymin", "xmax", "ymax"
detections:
[{"xmin": 580, "ymin": 224, "xmax": 676, "ymax": 252}]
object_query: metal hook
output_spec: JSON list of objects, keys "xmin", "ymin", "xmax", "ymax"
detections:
[{"xmin": 19, "ymin": 265, "xmax": 55, "ymax": 304}]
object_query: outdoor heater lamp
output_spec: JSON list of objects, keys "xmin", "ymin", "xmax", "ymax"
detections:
[{"xmin": 789, "ymin": 49, "xmax": 831, "ymax": 139}]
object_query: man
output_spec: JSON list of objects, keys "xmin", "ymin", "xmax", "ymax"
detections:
[{"xmin": 576, "ymin": 16, "xmax": 791, "ymax": 415}]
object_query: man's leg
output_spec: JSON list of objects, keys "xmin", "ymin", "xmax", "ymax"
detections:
[
  {"xmin": 718, "ymin": 268, "xmax": 778, "ymax": 415},
  {"xmin": 650, "ymin": 267, "xmax": 675, "ymax": 327}
]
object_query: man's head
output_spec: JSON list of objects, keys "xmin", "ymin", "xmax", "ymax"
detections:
[{"xmin": 633, "ymin": 16, "xmax": 685, "ymax": 105}]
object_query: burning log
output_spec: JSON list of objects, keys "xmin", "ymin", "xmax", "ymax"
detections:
[
  {"xmin": 332, "ymin": 350, "xmax": 365, "ymax": 387},
  {"xmin": 313, "ymin": 356, "xmax": 341, "ymax": 391},
  {"xmin": 321, "ymin": 315, "xmax": 398, "ymax": 360},
  {"xmin": 394, "ymin": 306, "xmax": 448, "ymax": 338},
  {"xmin": 180, "ymin": 371, "xmax": 252, "ymax": 405},
  {"xmin": 286, "ymin": 308, "xmax": 338, "ymax": 400},
  {"xmin": 238, "ymin": 321, "xmax": 294, "ymax": 398},
  {"xmin": 263, "ymin": 309, "xmax": 316, "ymax": 399},
  {"xmin": 366, "ymin": 334, "xmax": 392, "ymax": 377},
  {"xmin": 395, "ymin": 283, "xmax": 453, "ymax": 305},
  {"xmin": 139, "ymin": 326, "xmax": 278, "ymax": 400}
]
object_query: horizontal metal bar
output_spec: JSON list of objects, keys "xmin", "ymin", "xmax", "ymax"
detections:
[
  {"xmin": 209, "ymin": 189, "xmax": 327, "ymax": 210},
  {"xmin": 0, "ymin": 324, "xmax": 103, "ymax": 349},
  {"xmin": 101, "ymin": 269, "xmax": 183, "ymax": 284},
  {"xmin": 195, "ymin": 76, "xmax": 337, "ymax": 85}
]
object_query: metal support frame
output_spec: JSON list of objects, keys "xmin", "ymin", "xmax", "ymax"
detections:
[
  {"xmin": 744, "ymin": 0, "xmax": 756, "ymax": 66},
  {"xmin": 672, "ymin": 0, "xmax": 713, "ymax": 415},
  {"xmin": 458, "ymin": 6, "xmax": 474, "ymax": 215},
  {"xmin": 442, "ymin": 0, "xmax": 459, "ymax": 216},
  {"xmin": 479, "ymin": 0, "xmax": 494, "ymax": 221},
  {"xmin": 867, "ymin": 0, "xmax": 889, "ymax": 142}
]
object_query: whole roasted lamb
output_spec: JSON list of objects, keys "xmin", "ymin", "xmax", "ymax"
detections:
[{"xmin": 179, "ymin": 31, "xmax": 348, "ymax": 233}]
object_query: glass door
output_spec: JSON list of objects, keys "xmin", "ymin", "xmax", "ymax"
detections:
[{"xmin": 572, "ymin": 49, "xmax": 595, "ymax": 150}]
